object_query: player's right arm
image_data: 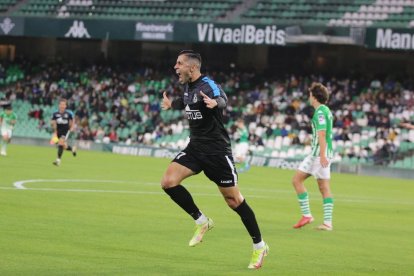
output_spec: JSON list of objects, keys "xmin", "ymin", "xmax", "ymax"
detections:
[
  {"xmin": 162, "ymin": 91, "xmax": 184, "ymax": 110},
  {"xmin": 51, "ymin": 113, "xmax": 57, "ymax": 136},
  {"xmin": 400, "ymin": 122, "xmax": 414, "ymax": 130}
]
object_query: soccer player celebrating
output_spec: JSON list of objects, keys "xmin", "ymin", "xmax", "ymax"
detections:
[
  {"xmin": 292, "ymin": 83, "xmax": 334, "ymax": 231},
  {"xmin": 51, "ymin": 99, "xmax": 76, "ymax": 166},
  {"xmin": 0, "ymin": 104, "xmax": 17, "ymax": 156},
  {"xmin": 161, "ymin": 50, "xmax": 269, "ymax": 269}
]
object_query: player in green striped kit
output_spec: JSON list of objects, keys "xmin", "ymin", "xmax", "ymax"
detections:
[
  {"xmin": 292, "ymin": 83, "xmax": 334, "ymax": 231},
  {"xmin": 234, "ymin": 119, "xmax": 250, "ymax": 172},
  {"xmin": 0, "ymin": 104, "xmax": 17, "ymax": 156}
]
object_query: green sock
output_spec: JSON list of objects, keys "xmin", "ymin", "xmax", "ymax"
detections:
[
  {"xmin": 323, "ymin": 197, "xmax": 334, "ymax": 226},
  {"xmin": 297, "ymin": 192, "xmax": 312, "ymax": 217}
]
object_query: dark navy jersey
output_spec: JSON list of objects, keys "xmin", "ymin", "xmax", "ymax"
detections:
[
  {"xmin": 52, "ymin": 110, "xmax": 73, "ymax": 135},
  {"xmin": 172, "ymin": 75, "xmax": 231, "ymax": 154}
]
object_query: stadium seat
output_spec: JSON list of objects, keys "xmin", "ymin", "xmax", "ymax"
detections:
[{"xmin": 13, "ymin": 0, "xmax": 242, "ymax": 20}]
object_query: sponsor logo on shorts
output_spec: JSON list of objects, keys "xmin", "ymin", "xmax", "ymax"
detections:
[{"xmin": 220, "ymin": 180, "xmax": 233, "ymax": 184}]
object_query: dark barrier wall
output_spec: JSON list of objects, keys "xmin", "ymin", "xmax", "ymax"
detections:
[{"xmin": 0, "ymin": 17, "xmax": 287, "ymax": 46}]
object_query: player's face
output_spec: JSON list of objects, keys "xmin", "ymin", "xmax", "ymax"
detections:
[
  {"xmin": 309, "ymin": 91, "xmax": 315, "ymax": 105},
  {"xmin": 174, "ymin": 55, "xmax": 192, "ymax": 84},
  {"xmin": 5, "ymin": 109, "xmax": 12, "ymax": 115},
  {"xmin": 59, "ymin": 101, "xmax": 67, "ymax": 112}
]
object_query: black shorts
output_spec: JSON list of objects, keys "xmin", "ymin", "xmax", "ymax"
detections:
[
  {"xmin": 57, "ymin": 130, "xmax": 69, "ymax": 139},
  {"xmin": 173, "ymin": 148, "xmax": 238, "ymax": 187}
]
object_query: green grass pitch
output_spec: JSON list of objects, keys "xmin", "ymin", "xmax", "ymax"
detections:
[{"xmin": 0, "ymin": 144, "xmax": 413, "ymax": 275}]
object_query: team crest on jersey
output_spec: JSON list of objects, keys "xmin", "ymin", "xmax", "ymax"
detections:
[
  {"xmin": 193, "ymin": 94, "xmax": 198, "ymax": 103},
  {"xmin": 318, "ymin": 114, "xmax": 326, "ymax": 125}
]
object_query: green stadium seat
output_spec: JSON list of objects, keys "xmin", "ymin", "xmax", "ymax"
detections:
[{"xmin": 12, "ymin": 0, "xmax": 242, "ymax": 21}]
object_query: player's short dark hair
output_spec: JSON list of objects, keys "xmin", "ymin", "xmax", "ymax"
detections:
[
  {"xmin": 178, "ymin": 50, "xmax": 202, "ymax": 65},
  {"xmin": 4, "ymin": 103, "xmax": 12, "ymax": 110},
  {"xmin": 59, "ymin": 98, "xmax": 67, "ymax": 103},
  {"xmin": 309, "ymin": 82, "xmax": 329, "ymax": 104}
]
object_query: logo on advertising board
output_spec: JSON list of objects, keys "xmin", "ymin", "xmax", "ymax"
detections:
[
  {"xmin": 0, "ymin": 18, "xmax": 15, "ymax": 35},
  {"xmin": 196, "ymin": 23, "xmax": 285, "ymax": 45},
  {"xmin": 65, "ymin": 20, "xmax": 91, "ymax": 38},
  {"xmin": 375, "ymin": 28, "xmax": 414, "ymax": 50},
  {"xmin": 135, "ymin": 22, "xmax": 174, "ymax": 41}
]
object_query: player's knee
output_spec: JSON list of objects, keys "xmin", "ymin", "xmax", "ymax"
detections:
[
  {"xmin": 161, "ymin": 175, "xmax": 178, "ymax": 189},
  {"xmin": 318, "ymin": 183, "xmax": 331, "ymax": 195},
  {"xmin": 224, "ymin": 196, "xmax": 242, "ymax": 209},
  {"xmin": 292, "ymin": 176, "xmax": 301, "ymax": 187}
]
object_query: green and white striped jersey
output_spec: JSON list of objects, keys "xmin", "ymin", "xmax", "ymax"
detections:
[
  {"xmin": 237, "ymin": 127, "xmax": 249, "ymax": 143},
  {"xmin": 310, "ymin": 105, "xmax": 333, "ymax": 158},
  {"xmin": 0, "ymin": 111, "xmax": 17, "ymax": 129}
]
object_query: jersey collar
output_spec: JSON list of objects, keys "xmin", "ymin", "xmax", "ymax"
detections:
[{"xmin": 188, "ymin": 75, "xmax": 204, "ymax": 89}]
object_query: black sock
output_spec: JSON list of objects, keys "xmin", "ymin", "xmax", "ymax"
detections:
[
  {"xmin": 66, "ymin": 146, "xmax": 72, "ymax": 151},
  {"xmin": 164, "ymin": 185, "xmax": 202, "ymax": 220},
  {"xmin": 58, "ymin": 146, "xmax": 64, "ymax": 158},
  {"xmin": 233, "ymin": 199, "xmax": 262, "ymax": 244}
]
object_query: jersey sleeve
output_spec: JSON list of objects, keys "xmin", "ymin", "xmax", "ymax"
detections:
[
  {"xmin": 201, "ymin": 78, "xmax": 227, "ymax": 108},
  {"xmin": 67, "ymin": 110, "xmax": 74, "ymax": 120},
  {"xmin": 314, "ymin": 110, "xmax": 327, "ymax": 131},
  {"xmin": 202, "ymin": 76, "xmax": 221, "ymax": 98},
  {"xmin": 51, "ymin": 112, "xmax": 57, "ymax": 121}
]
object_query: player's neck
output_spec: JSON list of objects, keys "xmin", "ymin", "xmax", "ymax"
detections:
[
  {"xmin": 189, "ymin": 72, "xmax": 202, "ymax": 83},
  {"xmin": 313, "ymin": 102, "xmax": 322, "ymax": 109}
]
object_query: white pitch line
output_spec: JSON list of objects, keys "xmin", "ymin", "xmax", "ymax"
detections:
[
  {"xmin": 6, "ymin": 179, "xmax": 414, "ymax": 206},
  {"xmin": 13, "ymin": 179, "xmax": 156, "ymax": 190},
  {"xmin": 12, "ymin": 178, "xmax": 293, "ymax": 194}
]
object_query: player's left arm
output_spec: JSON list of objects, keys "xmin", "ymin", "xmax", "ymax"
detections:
[
  {"xmin": 200, "ymin": 87, "xmax": 227, "ymax": 109},
  {"xmin": 318, "ymin": 130, "xmax": 329, "ymax": 168},
  {"xmin": 67, "ymin": 109, "xmax": 75, "ymax": 132},
  {"xmin": 68, "ymin": 112, "xmax": 75, "ymax": 132},
  {"xmin": 10, "ymin": 113, "xmax": 17, "ymax": 127},
  {"xmin": 69, "ymin": 119, "xmax": 74, "ymax": 132}
]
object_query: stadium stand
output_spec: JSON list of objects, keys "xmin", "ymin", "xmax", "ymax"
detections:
[
  {"xmin": 0, "ymin": 60, "xmax": 413, "ymax": 168},
  {"xmin": 4, "ymin": 0, "xmax": 413, "ymax": 27},
  {"xmin": 0, "ymin": 0, "xmax": 19, "ymax": 14},
  {"xmin": 12, "ymin": 0, "xmax": 243, "ymax": 21},
  {"xmin": 238, "ymin": 0, "xmax": 414, "ymax": 28}
]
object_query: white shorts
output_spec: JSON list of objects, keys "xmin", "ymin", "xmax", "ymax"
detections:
[
  {"xmin": 298, "ymin": 155, "xmax": 331, "ymax": 180},
  {"xmin": 1, "ymin": 128, "xmax": 12, "ymax": 138},
  {"xmin": 234, "ymin": 142, "xmax": 249, "ymax": 160}
]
